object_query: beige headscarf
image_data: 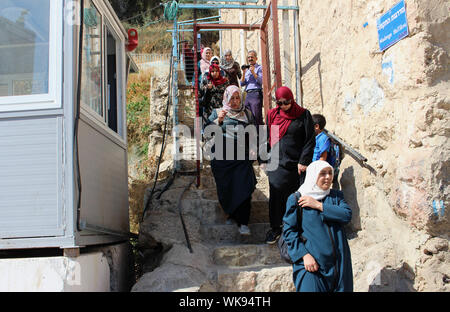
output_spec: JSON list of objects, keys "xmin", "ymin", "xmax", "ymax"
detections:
[
  {"xmin": 200, "ymin": 47, "xmax": 212, "ymax": 74},
  {"xmin": 221, "ymin": 85, "xmax": 248, "ymax": 123},
  {"xmin": 298, "ymin": 160, "xmax": 334, "ymax": 200}
]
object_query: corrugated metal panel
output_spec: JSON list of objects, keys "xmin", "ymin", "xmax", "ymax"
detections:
[
  {"xmin": 0, "ymin": 117, "xmax": 64, "ymax": 238},
  {"xmin": 78, "ymin": 118, "xmax": 129, "ymax": 235}
]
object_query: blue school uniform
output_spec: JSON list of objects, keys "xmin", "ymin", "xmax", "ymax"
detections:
[
  {"xmin": 282, "ymin": 190, "xmax": 353, "ymax": 292},
  {"xmin": 313, "ymin": 132, "xmax": 335, "ymax": 167}
]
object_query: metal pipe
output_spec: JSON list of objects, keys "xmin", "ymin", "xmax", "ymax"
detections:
[
  {"xmin": 219, "ymin": 9, "xmax": 222, "ymax": 57},
  {"xmin": 167, "ymin": 29, "xmax": 227, "ymax": 32},
  {"xmin": 178, "ymin": 4, "xmax": 299, "ymax": 10},
  {"xmin": 198, "ymin": 23, "xmax": 261, "ymax": 30},
  {"xmin": 260, "ymin": 27, "xmax": 271, "ymax": 118},
  {"xmin": 172, "ymin": 15, "xmax": 180, "ymax": 172},
  {"xmin": 193, "ymin": 27, "xmax": 201, "ymax": 187},
  {"xmin": 194, "ymin": 0, "xmax": 259, "ymax": 3},
  {"xmin": 293, "ymin": 6, "xmax": 301, "ymax": 105},
  {"xmin": 261, "ymin": 1, "xmax": 272, "ymax": 29},
  {"xmin": 282, "ymin": 0, "xmax": 291, "ymax": 89},
  {"xmin": 177, "ymin": 20, "xmax": 224, "ymax": 26},
  {"xmin": 177, "ymin": 15, "xmax": 221, "ymax": 24},
  {"xmin": 271, "ymin": 0, "xmax": 282, "ymax": 88},
  {"xmin": 240, "ymin": 8, "xmax": 245, "ymax": 66}
]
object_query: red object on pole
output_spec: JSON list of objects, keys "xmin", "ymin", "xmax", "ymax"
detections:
[{"xmin": 126, "ymin": 28, "xmax": 138, "ymax": 52}]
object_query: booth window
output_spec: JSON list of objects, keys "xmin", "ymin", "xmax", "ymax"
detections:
[
  {"xmin": 106, "ymin": 28, "xmax": 118, "ymax": 133},
  {"xmin": 81, "ymin": 0, "xmax": 103, "ymax": 118},
  {"xmin": 0, "ymin": 0, "xmax": 50, "ymax": 97}
]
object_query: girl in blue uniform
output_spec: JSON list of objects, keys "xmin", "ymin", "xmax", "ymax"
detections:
[{"xmin": 282, "ymin": 160, "xmax": 353, "ymax": 292}]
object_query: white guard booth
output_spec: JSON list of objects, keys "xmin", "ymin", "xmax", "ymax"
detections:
[
  {"xmin": 0, "ymin": 0, "xmax": 137, "ymax": 290},
  {"xmin": 0, "ymin": 0, "xmax": 137, "ymax": 291}
]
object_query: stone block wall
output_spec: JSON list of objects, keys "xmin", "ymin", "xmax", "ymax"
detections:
[
  {"xmin": 222, "ymin": 0, "xmax": 449, "ymax": 235},
  {"xmin": 296, "ymin": 0, "xmax": 449, "ymax": 235},
  {"xmin": 220, "ymin": 0, "xmax": 449, "ymax": 291}
]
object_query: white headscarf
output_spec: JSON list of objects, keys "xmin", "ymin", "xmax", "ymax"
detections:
[
  {"xmin": 298, "ymin": 160, "xmax": 334, "ymax": 200},
  {"xmin": 210, "ymin": 56, "xmax": 220, "ymax": 64}
]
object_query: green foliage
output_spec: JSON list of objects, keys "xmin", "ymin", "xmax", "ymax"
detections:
[
  {"xmin": 109, "ymin": 0, "xmax": 219, "ymax": 25},
  {"xmin": 110, "ymin": 0, "xmax": 219, "ymax": 53},
  {"xmin": 109, "ymin": 0, "xmax": 163, "ymax": 23},
  {"xmin": 127, "ymin": 99, "xmax": 149, "ymax": 138},
  {"xmin": 126, "ymin": 77, "xmax": 151, "ymax": 147},
  {"xmin": 137, "ymin": 141, "xmax": 149, "ymax": 157}
]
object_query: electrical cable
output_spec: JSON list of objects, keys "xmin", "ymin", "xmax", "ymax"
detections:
[
  {"xmin": 74, "ymin": 0, "xmax": 84, "ymax": 232},
  {"xmin": 141, "ymin": 47, "xmax": 175, "ymax": 221},
  {"xmin": 164, "ymin": 0, "xmax": 179, "ymax": 21},
  {"xmin": 177, "ymin": 176, "xmax": 196, "ymax": 253},
  {"xmin": 74, "ymin": 2, "xmax": 138, "ymax": 238}
]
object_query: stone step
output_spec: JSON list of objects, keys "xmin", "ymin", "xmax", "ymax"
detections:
[
  {"xmin": 214, "ymin": 264, "xmax": 295, "ymax": 292},
  {"xmin": 200, "ymin": 223, "xmax": 271, "ymax": 244},
  {"xmin": 213, "ymin": 244, "xmax": 284, "ymax": 267},
  {"xmin": 181, "ymin": 198, "xmax": 269, "ymax": 225},
  {"xmin": 197, "ymin": 165, "xmax": 269, "ymax": 190},
  {"xmin": 169, "ymin": 264, "xmax": 295, "ymax": 292},
  {"xmin": 196, "ymin": 183, "xmax": 268, "ymax": 201}
]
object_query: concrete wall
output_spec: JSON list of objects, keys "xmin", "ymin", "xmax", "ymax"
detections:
[
  {"xmin": 0, "ymin": 242, "xmax": 133, "ymax": 292},
  {"xmin": 0, "ymin": 252, "xmax": 110, "ymax": 291}
]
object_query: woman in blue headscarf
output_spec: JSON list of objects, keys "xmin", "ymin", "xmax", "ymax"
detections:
[{"xmin": 283, "ymin": 160, "xmax": 353, "ymax": 292}]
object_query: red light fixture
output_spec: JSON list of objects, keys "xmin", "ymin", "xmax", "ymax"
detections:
[{"xmin": 126, "ymin": 28, "xmax": 138, "ymax": 52}]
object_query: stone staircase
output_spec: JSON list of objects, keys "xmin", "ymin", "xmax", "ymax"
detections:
[{"xmin": 132, "ymin": 162, "xmax": 295, "ymax": 292}]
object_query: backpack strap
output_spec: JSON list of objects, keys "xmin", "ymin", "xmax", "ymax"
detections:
[
  {"xmin": 294, "ymin": 192, "xmax": 306, "ymax": 243},
  {"xmin": 323, "ymin": 192, "xmax": 339, "ymax": 291}
]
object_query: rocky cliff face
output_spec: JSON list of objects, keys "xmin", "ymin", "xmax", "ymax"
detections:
[
  {"xmin": 133, "ymin": 0, "xmax": 448, "ymax": 292},
  {"xmin": 219, "ymin": 0, "xmax": 449, "ymax": 291}
]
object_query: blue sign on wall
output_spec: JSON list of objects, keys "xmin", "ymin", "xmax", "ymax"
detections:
[{"xmin": 377, "ymin": 0, "xmax": 409, "ymax": 51}]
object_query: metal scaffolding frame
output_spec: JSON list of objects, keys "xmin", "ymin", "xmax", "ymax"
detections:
[{"xmin": 171, "ymin": 0, "xmax": 298, "ymax": 186}]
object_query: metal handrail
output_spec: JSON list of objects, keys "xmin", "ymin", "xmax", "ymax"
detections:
[{"xmin": 323, "ymin": 129, "xmax": 368, "ymax": 163}]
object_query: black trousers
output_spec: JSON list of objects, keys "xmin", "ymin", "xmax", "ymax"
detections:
[
  {"xmin": 268, "ymin": 166, "xmax": 305, "ymax": 230},
  {"xmin": 230, "ymin": 196, "xmax": 252, "ymax": 226}
]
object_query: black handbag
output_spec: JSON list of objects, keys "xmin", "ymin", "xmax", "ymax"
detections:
[{"xmin": 278, "ymin": 192, "xmax": 305, "ymax": 264}]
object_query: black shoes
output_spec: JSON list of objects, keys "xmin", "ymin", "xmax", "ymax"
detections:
[{"xmin": 265, "ymin": 228, "xmax": 282, "ymax": 244}]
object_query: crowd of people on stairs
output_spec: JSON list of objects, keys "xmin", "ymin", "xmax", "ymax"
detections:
[{"xmin": 183, "ymin": 45, "xmax": 353, "ymax": 292}]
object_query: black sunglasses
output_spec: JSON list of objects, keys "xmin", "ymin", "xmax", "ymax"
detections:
[{"xmin": 276, "ymin": 100, "xmax": 291, "ymax": 106}]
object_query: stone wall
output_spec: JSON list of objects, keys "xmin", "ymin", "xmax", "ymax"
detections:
[
  {"xmin": 221, "ymin": 0, "xmax": 449, "ymax": 291},
  {"xmin": 295, "ymin": 0, "xmax": 449, "ymax": 234}
]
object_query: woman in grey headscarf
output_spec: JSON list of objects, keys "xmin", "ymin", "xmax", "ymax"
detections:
[
  {"xmin": 220, "ymin": 50, "xmax": 242, "ymax": 87},
  {"xmin": 206, "ymin": 85, "xmax": 257, "ymax": 235}
]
